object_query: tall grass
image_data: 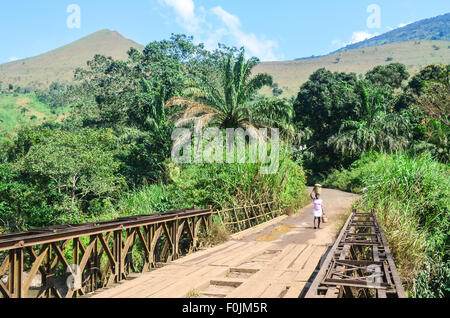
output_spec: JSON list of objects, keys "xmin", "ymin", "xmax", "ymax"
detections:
[{"xmin": 325, "ymin": 152, "xmax": 449, "ymax": 297}]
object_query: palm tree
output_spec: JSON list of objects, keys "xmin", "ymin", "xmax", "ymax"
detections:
[
  {"xmin": 165, "ymin": 49, "xmax": 293, "ymax": 135},
  {"xmin": 329, "ymin": 81, "xmax": 411, "ymax": 157}
]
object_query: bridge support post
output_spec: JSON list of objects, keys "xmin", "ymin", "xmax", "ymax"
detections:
[
  {"xmin": 72, "ymin": 238, "xmax": 80, "ymax": 298},
  {"xmin": 8, "ymin": 248, "xmax": 23, "ymax": 298},
  {"xmin": 113, "ymin": 230, "xmax": 123, "ymax": 283}
]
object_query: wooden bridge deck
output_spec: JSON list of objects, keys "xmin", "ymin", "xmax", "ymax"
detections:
[{"xmin": 89, "ymin": 189, "xmax": 358, "ymax": 298}]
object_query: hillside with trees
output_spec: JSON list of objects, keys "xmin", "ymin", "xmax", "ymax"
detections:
[{"xmin": 333, "ymin": 12, "xmax": 450, "ymax": 53}]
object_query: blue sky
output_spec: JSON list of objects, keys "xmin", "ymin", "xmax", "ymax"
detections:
[{"xmin": 0, "ymin": 0, "xmax": 449, "ymax": 64}]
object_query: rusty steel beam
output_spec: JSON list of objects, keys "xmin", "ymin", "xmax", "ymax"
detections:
[
  {"xmin": 304, "ymin": 211, "xmax": 406, "ymax": 298},
  {"xmin": 0, "ymin": 202, "xmax": 280, "ymax": 298},
  {"xmin": 0, "ymin": 208, "xmax": 212, "ymax": 251}
]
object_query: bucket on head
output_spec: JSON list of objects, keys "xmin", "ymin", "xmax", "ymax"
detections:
[{"xmin": 314, "ymin": 184, "xmax": 322, "ymax": 195}]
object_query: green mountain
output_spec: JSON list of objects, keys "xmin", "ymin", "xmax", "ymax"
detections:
[{"xmin": 333, "ymin": 12, "xmax": 449, "ymax": 54}]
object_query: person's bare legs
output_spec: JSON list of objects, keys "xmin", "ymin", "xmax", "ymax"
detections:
[{"xmin": 313, "ymin": 217, "xmax": 321, "ymax": 229}]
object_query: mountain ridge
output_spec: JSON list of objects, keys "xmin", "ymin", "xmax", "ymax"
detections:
[
  {"xmin": 0, "ymin": 29, "xmax": 144, "ymax": 89},
  {"xmin": 0, "ymin": 13, "xmax": 449, "ymax": 94},
  {"xmin": 331, "ymin": 12, "xmax": 450, "ymax": 54}
]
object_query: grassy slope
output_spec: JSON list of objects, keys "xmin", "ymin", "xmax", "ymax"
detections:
[
  {"xmin": 0, "ymin": 29, "xmax": 144, "ymax": 89},
  {"xmin": 1, "ymin": 29, "xmax": 448, "ymax": 98},
  {"xmin": 332, "ymin": 13, "xmax": 450, "ymax": 53},
  {"xmin": 0, "ymin": 93, "xmax": 64, "ymax": 136},
  {"xmin": 255, "ymin": 40, "xmax": 450, "ymax": 98}
]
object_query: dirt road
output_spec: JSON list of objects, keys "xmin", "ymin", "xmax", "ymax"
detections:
[{"xmin": 91, "ymin": 188, "xmax": 358, "ymax": 298}]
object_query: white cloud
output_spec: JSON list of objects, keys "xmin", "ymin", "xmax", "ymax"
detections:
[
  {"xmin": 387, "ymin": 22, "xmax": 411, "ymax": 31},
  {"xmin": 160, "ymin": 0, "xmax": 199, "ymax": 32},
  {"xmin": 159, "ymin": 1, "xmax": 280, "ymax": 61},
  {"xmin": 346, "ymin": 31, "xmax": 379, "ymax": 45},
  {"xmin": 211, "ymin": 6, "xmax": 278, "ymax": 61},
  {"xmin": 397, "ymin": 22, "xmax": 411, "ymax": 28},
  {"xmin": 331, "ymin": 30, "xmax": 379, "ymax": 49},
  {"xmin": 9, "ymin": 56, "xmax": 19, "ymax": 62}
]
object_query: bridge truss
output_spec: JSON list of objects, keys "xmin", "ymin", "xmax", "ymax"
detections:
[
  {"xmin": 0, "ymin": 201, "xmax": 280, "ymax": 298},
  {"xmin": 305, "ymin": 211, "xmax": 406, "ymax": 298}
]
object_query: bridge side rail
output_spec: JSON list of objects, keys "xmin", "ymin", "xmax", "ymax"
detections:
[{"xmin": 0, "ymin": 201, "xmax": 281, "ymax": 298}]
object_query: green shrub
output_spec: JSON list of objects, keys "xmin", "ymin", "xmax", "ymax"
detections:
[{"xmin": 110, "ymin": 148, "xmax": 307, "ymax": 218}]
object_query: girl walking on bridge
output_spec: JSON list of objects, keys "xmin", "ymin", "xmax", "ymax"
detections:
[{"xmin": 310, "ymin": 189, "xmax": 325, "ymax": 229}]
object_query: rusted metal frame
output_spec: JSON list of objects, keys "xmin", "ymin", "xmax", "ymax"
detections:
[
  {"xmin": 143, "ymin": 225, "xmax": 155, "ymax": 272},
  {"xmin": 242, "ymin": 205, "xmax": 252, "ymax": 229},
  {"xmin": 374, "ymin": 213, "xmax": 406, "ymax": 298},
  {"xmin": 7, "ymin": 248, "xmax": 24, "ymax": 298},
  {"xmin": 192, "ymin": 217, "xmax": 202, "ymax": 251},
  {"xmin": 348, "ymin": 223, "xmax": 380, "ymax": 298},
  {"xmin": 39, "ymin": 240, "xmax": 69, "ymax": 298},
  {"xmin": 172, "ymin": 219, "xmax": 179, "ymax": 260},
  {"xmin": 202, "ymin": 215, "xmax": 210, "ymax": 234},
  {"xmin": 123, "ymin": 229, "xmax": 134, "ymax": 274},
  {"xmin": 150, "ymin": 225, "xmax": 163, "ymax": 265},
  {"xmin": 252, "ymin": 203, "xmax": 267, "ymax": 224},
  {"xmin": 74, "ymin": 238, "xmax": 97, "ymax": 295},
  {"xmin": 232, "ymin": 207, "xmax": 242, "ymax": 232},
  {"xmin": 51, "ymin": 240, "xmax": 87, "ymax": 298},
  {"xmin": 305, "ymin": 211, "xmax": 355, "ymax": 298},
  {"xmin": 373, "ymin": 242, "xmax": 387, "ymax": 298},
  {"xmin": 0, "ymin": 253, "xmax": 11, "ymax": 298},
  {"xmin": 0, "ymin": 209, "xmax": 212, "ymax": 252},
  {"xmin": 135, "ymin": 227, "xmax": 151, "ymax": 271},
  {"xmin": 257, "ymin": 203, "xmax": 268, "ymax": 223},
  {"xmin": 333, "ymin": 259, "xmax": 384, "ymax": 266},
  {"xmin": 307, "ymin": 212, "xmax": 405, "ymax": 298},
  {"xmin": 0, "ymin": 277, "xmax": 10, "ymax": 298},
  {"xmin": 121, "ymin": 229, "xmax": 137, "ymax": 275},
  {"xmin": 223, "ymin": 209, "xmax": 274, "ymax": 226},
  {"xmin": 0, "ymin": 253, "xmax": 10, "ymax": 275},
  {"xmin": 324, "ymin": 223, "xmax": 355, "ymax": 298},
  {"xmin": 341, "ymin": 241, "xmax": 382, "ymax": 246},
  {"xmin": 185, "ymin": 218, "xmax": 197, "ymax": 253},
  {"xmin": 25, "ymin": 245, "xmax": 51, "ymax": 290},
  {"xmin": 174, "ymin": 220, "xmax": 186, "ymax": 260},
  {"xmin": 87, "ymin": 234, "xmax": 102, "ymax": 292},
  {"xmin": 324, "ymin": 268, "xmax": 385, "ymax": 284},
  {"xmin": 160, "ymin": 222, "xmax": 174, "ymax": 262},
  {"xmin": 113, "ymin": 230, "xmax": 123, "ymax": 283},
  {"xmin": 322, "ymin": 279, "xmax": 390, "ymax": 289},
  {"xmin": 1, "ymin": 205, "xmax": 290, "ymax": 299},
  {"xmin": 97, "ymin": 233, "xmax": 117, "ymax": 289},
  {"xmin": 94, "ymin": 232, "xmax": 114, "ymax": 288},
  {"xmin": 70, "ymin": 238, "xmax": 81, "ymax": 297}
]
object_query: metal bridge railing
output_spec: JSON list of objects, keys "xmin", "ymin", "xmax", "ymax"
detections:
[{"xmin": 0, "ymin": 201, "xmax": 281, "ymax": 298}]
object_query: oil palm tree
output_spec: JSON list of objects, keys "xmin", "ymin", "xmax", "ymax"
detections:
[
  {"xmin": 165, "ymin": 49, "xmax": 293, "ymax": 136},
  {"xmin": 329, "ymin": 81, "xmax": 411, "ymax": 157}
]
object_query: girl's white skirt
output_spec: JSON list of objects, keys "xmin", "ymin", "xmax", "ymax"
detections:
[{"xmin": 313, "ymin": 210, "xmax": 323, "ymax": 218}]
